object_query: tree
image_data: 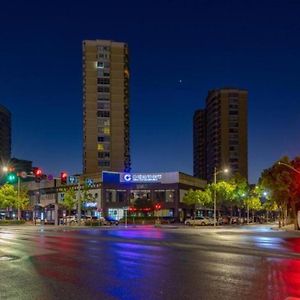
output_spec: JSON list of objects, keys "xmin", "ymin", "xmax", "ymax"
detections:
[
  {"xmin": 244, "ymin": 196, "xmax": 262, "ymax": 221},
  {"xmin": 229, "ymin": 176, "xmax": 249, "ymax": 209},
  {"xmin": 209, "ymin": 181, "xmax": 236, "ymax": 216},
  {"xmin": 182, "ymin": 189, "xmax": 212, "ymax": 208},
  {"xmin": 14, "ymin": 186, "xmax": 30, "ymax": 220},
  {"xmin": 80, "ymin": 184, "xmax": 95, "ymax": 216},
  {"xmin": 0, "ymin": 184, "xmax": 17, "ymax": 218},
  {"xmin": 60, "ymin": 188, "xmax": 77, "ymax": 220},
  {"xmin": 259, "ymin": 156, "xmax": 300, "ymax": 229}
]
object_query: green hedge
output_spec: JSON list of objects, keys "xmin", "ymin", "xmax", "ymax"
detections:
[
  {"xmin": 0, "ymin": 220, "xmax": 26, "ymax": 225},
  {"xmin": 119, "ymin": 217, "xmax": 157, "ymax": 224},
  {"xmin": 84, "ymin": 220, "xmax": 103, "ymax": 226}
]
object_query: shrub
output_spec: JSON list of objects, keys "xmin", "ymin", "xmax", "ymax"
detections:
[
  {"xmin": 0, "ymin": 220, "xmax": 26, "ymax": 225},
  {"xmin": 84, "ymin": 219, "xmax": 102, "ymax": 226}
]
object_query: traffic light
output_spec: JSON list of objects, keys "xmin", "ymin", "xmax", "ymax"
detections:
[
  {"xmin": 7, "ymin": 172, "xmax": 17, "ymax": 184},
  {"xmin": 32, "ymin": 167, "xmax": 42, "ymax": 182},
  {"xmin": 60, "ymin": 172, "xmax": 68, "ymax": 184}
]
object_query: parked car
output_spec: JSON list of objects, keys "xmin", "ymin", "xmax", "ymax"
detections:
[
  {"xmin": 59, "ymin": 215, "xmax": 77, "ymax": 225},
  {"xmin": 184, "ymin": 216, "xmax": 211, "ymax": 226},
  {"xmin": 99, "ymin": 216, "xmax": 119, "ymax": 226}
]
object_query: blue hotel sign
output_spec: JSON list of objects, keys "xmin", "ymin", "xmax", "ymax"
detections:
[{"xmin": 120, "ymin": 173, "xmax": 162, "ymax": 183}]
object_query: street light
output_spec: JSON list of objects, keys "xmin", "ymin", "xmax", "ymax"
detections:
[
  {"xmin": 278, "ymin": 161, "xmax": 300, "ymax": 174},
  {"xmin": 2, "ymin": 166, "xmax": 8, "ymax": 173},
  {"xmin": 213, "ymin": 167, "xmax": 229, "ymax": 227}
]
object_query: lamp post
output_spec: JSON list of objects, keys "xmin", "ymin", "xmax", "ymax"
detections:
[
  {"xmin": 278, "ymin": 161, "xmax": 300, "ymax": 229},
  {"xmin": 213, "ymin": 167, "xmax": 229, "ymax": 227},
  {"xmin": 278, "ymin": 161, "xmax": 300, "ymax": 174}
]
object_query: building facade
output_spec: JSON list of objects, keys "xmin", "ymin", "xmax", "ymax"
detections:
[
  {"xmin": 0, "ymin": 105, "xmax": 11, "ymax": 164},
  {"xmin": 101, "ymin": 171, "xmax": 206, "ymax": 221},
  {"xmin": 23, "ymin": 171, "xmax": 206, "ymax": 224},
  {"xmin": 193, "ymin": 88, "xmax": 248, "ymax": 181},
  {"xmin": 83, "ymin": 39, "xmax": 130, "ymax": 175}
]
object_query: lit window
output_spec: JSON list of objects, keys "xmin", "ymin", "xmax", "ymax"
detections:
[
  {"xmin": 96, "ymin": 61, "xmax": 104, "ymax": 69},
  {"xmin": 97, "ymin": 144, "xmax": 104, "ymax": 151},
  {"xmin": 104, "ymin": 127, "xmax": 110, "ymax": 135}
]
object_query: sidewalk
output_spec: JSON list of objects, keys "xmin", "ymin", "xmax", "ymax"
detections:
[{"xmin": 271, "ymin": 223, "xmax": 300, "ymax": 232}]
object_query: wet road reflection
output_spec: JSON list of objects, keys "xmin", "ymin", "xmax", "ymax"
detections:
[{"xmin": 1, "ymin": 225, "xmax": 300, "ymax": 299}]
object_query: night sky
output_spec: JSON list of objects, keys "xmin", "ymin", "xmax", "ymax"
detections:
[{"xmin": 0, "ymin": 0, "xmax": 299, "ymax": 183}]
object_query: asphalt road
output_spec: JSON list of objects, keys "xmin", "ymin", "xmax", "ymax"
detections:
[{"xmin": 0, "ymin": 224, "xmax": 300, "ymax": 300}]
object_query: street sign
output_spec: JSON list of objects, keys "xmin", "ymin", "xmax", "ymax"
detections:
[
  {"xmin": 68, "ymin": 176, "xmax": 78, "ymax": 185},
  {"xmin": 85, "ymin": 178, "xmax": 94, "ymax": 187},
  {"xmin": 20, "ymin": 171, "xmax": 27, "ymax": 179}
]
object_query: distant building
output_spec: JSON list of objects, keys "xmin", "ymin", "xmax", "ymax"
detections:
[
  {"xmin": 0, "ymin": 105, "xmax": 11, "ymax": 165},
  {"xmin": 193, "ymin": 88, "xmax": 248, "ymax": 181},
  {"xmin": 10, "ymin": 158, "xmax": 33, "ymax": 174},
  {"xmin": 82, "ymin": 39, "xmax": 131, "ymax": 175}
]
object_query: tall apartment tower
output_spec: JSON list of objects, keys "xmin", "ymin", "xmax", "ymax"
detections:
[
  {"xmin": 193, "ymin": 109, "xmax": 207, "ymax": 180},
  {"xmin": 83, "ymin": 40, "xmax": 131, "ymax": 175},
  {"xmin": 0, "ymin": 105, "xmax": 11, "ymax": 164},
  {"xmin": 193, "ymin": 88, "xmax": 248, "ymax": 182}
]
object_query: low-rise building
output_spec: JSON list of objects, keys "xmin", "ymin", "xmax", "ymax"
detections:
[{"xmin": 23, "ymin": 171, "xmax": 206, "ymax": 224}]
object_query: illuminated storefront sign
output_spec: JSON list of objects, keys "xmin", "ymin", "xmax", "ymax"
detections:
[
  {"xmin": 121, "ymin": 173, "xmax": 162, "ymax": 183},
  {"xmin": 85, "ymin": 202, "xmax": 97, "ymax": 208}
]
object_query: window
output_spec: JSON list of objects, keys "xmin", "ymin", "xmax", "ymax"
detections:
[
  {"xmin": 97, "ymin": 102, "xmax": 110, "ymax": 110},
  {"xmin": 97, "ymin": 78, "xmax": 110, "ymax": 85},
  {"xmin": 97, "ymin": 86, "xmax": 110, "ymax": 93},
  {"xmin": 116, "ymin": 191, "xmax": 126, "ymax": 203},
  {"xmin": 154, "ymin": 191, "xmax": 166, "ymax": 202},
  {"xmin": 97, "ymin": 111, "xmax": 110, "ymax": 118},
  {"xmin": 97, "ymin": 94, "xmax": 110, "ymax": 101},
  {"xmin": 98, "ymin": 152, "xmax": 110, "ymax": 158},
  {"xmin": 97, "ymin": 61, "xmax": 104, "ymax": 69},
  {"xmin": 229, "ymin": 111, "xmax": 238, "ymax": 115},
  {"xmin": 97, "ymin": 119, "xmax": 110, "ymax": 126},
  {"xmin": 166, "ymin": 190, "xmax": 175, "ymax": 203},
  {"xmin": 103, "ymin": 127, "xmax": 110, "ymax": 135},
  {"xmin": 98, "ymin": 126, "xmax": 110, "ymax": 135},
  {"xmin": 105, "ymin": 190, "xmax": 114, "ymax": 202},
  {"xmin": 98, "ymin": 136, "xmax": 110, "ymax": 142},
  {"xmin": 98, "ymin": 160, "xmax": 110, "ymax": 167}
]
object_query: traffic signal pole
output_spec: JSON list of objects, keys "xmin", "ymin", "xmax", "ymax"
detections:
[
  {"xmin": 17, "ymin": 176, "xmax": 21, "ymax": 221},
  {"xmin": 77, "ymin": 177, "xmax": 81, "ymax": 224}
]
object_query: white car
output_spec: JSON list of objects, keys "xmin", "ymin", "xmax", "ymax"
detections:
[{"xmin": 184, "ymin": 216, "xmax": 211, "ymax": 226}]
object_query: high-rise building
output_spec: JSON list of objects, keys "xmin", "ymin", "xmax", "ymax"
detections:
[
  {"xmin": 193, "ymin": 88, "xmax": 248, "ymax": 182},
  {"xmin": 83, "ymin": 40, "xmax": 130, "ymax": 175},
  {"xmin": 0, "ymin": 105, "xmax": 11, "ymax": 165},
  {"xmin": 193, "ymin": 109, "xmax": 207, "ymax": 180}
]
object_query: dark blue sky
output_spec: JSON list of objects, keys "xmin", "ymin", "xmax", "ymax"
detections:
[{"xmin": 0, "ymin": 0, "xmax": 299, "ymax": 183}]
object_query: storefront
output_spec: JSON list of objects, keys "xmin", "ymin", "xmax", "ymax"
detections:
[{"xmin": 102, "ymin": 171, "xmax": 206, "ymax": 220}]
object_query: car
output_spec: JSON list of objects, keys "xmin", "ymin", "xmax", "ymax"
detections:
[
  {"xmin": 99, "ymin": 216, "xmax": 119, "ymax": 226},
  {"xmin": 184, "ymin": 216, "xmax": 211, "ymax": 226}
]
